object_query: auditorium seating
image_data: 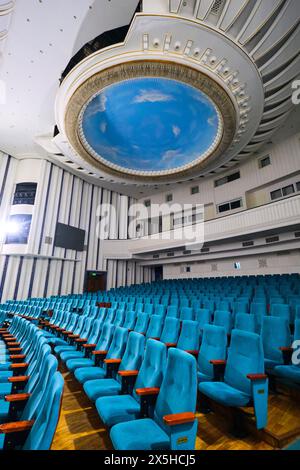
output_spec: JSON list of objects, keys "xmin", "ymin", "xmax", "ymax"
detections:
[
  {"xmin": 110, "ymin": 348, "xmax": 198, "ymax": 450},
  {"xmin": 0, "ymin": 318, "xmax": 63, "ymax": 449},
  {"xmin": 1, "ymin": 274, "xmax": 300, "ymax": 450}
]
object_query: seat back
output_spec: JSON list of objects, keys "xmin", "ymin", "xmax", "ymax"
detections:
[
  {"xmin": 114, "ymin": 309, "xmax": 125, "ymax": 327},
  {"xmin": 106, "ymin": 327, "xmax": 129, "ymax": 360},
  {"xmin": 96, "ymin": 322, "xmax": 115, "ymax": 351},
  {"xmin": 123, "ymin": 310, "xmax": 137, "ymax": 330},
  {"xmin": 225, "ymin": 330, "xmax": 264, "ymax": 396},
  {"xmin": 194, "ymin": 309, "xmax": 211, "ymax": 329},
  {"xmin": 177, "ymin": 321, "xmax": 200, "ymax": 351},
  {"xmin": 214, "ymin": 310, "xmax": 233, "ymax": 335},
  {"xmin": 88, "ymin": 319, "xmax": 102, "ymax": 344},
  {"xmin": 134, "ymin": 313, "xmax": 149, "ymax": 334},
  {"xmin": 23, "ymin": 372, "xmax": 64, "ymax": 450},
  {"xmin": 198, "ymin": 325, "xmax": 227, "ymax": 379},
  {"xmin": 146, "ymin": 315, "xmax": 164, "ymax": 339},
  {"xmin": 262, "ymin": 316, "xmax": 291, "ymax": 363},
  {"xmin": 117, "ymin": 332, "xmax": 145, "ymax": 380},
  {"xmin": 160, "ymin": 317, "xmax": 180, "ymax": 344},
  {"xmin": 133, "ymin": 339, "xmax": 167, "ymax": 400},
  {"xmin": 180, "ymin": 307, "xmax": 194, "ymax": 321},
  {"xmin": 166, "ymin": 306, "xmax": 179, "ymax": 318},
  {"xmin": 270, "ymin": 304, "xmax": 291, "ymax": 322},
  {"xmin": 154, "ymin": 349, "xmax": 197, "ymax": 436},
  {"xmin": 144, "ymin": 304, "xmax": 154, "ymax": 315},
  {"xmin": 235, "ymin": 313, "xmax": 256, "ymax": 333}
]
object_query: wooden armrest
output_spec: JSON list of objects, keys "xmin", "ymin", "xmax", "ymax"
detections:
[
  {"xmin": 5, "ymin": 393, "xmax": 31, "ymax": 403},
  {"xmin": 10, "ymin": 363, "xmax": 28, "ymax": 370},
  {"xmin": 8, "ymin": 348, "xmax": 22, "ymax": 353},
  {"xmin": 62, "ymin": 330, "xmax": 72, "ymax": 334},
  {"xmin": 163, "ymin": 412, "xmax": 196, "ymax": 426},
  {"xmin": 210, "ymin": 360, "xmax": 226, "ymax": 365},
  {"xmin": 0, "ymin": 420, "xmax": 34, "ymax": 435},
  {"xmin": 92, "ymin": 350, "xmax": 108, "ymax": 356},
  {"xmin": 150, "ymin": 337, "xmax": 160, "ymax": 341},
  {"xmin": 8, "ymin": 376, "xmax": 30, "ymax": 384},
  {"xmin": 7, "ymin": 342, "xmax": 20, "ymax": 347},
  {"xmin": 136, "ymin": 387, "xmax": 160, "ymax": 396},
  {"xmin": 165, "ymin": 343, "xmax": 177, "ymax": 348},
  {"xmin": 185, "ymin": 350, "xmax": 199, "ymax": 356},
  {"xmin": 83, "ymin": 344, "xmax": 97, "ymax": 349},
  {"xmin": 118, "ymin": 370, "xmax": 139, "ymax": 377},
  {"xmin": 279, "ymin": 347, "xmax": 293, "ymax": 352},
  {"xmin": 104, "ymin": 358, "xmax": 122, "ymax": 364},
  {"xmin": 10, "ymin": 355, "xmax": 26, "ymax": 360},
  {"xmin": 68, "ymin": 334, "xmax": 80, "ymax": 338},
  {"xmin": 247, "ymin": 374, "xmax": 268, "ymax": 381},
  {"xmin": 75, "ymin": 338, "xmax": 88, "ymax": 343}
]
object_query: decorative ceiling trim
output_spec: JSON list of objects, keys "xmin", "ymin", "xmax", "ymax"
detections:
[{"xmin": 65, "ymin": 60, "xmax": 235, "ymax": 181}]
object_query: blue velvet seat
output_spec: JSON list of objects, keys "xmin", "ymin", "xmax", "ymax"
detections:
[
  {"xmin": 273, "ymin": 320, "xmax": 300, "ymax": 385},
  {"xmin": 197, "ymin": 325, "xmax": 227, "ymax": 383},
  {"xmin": 133, "ymin": 313, "xmax": 149, "ymax": 335},
  {"xmin": 235, "ymin": 313, "xmax": 256, "ymax": 333},
  {"xmin": 262, "ymin": 316, "xmax": 291, "ymax": 372},
  {"xmin": 110, "ymin": 348, "xmax": 198, "ymax": 450},
  {"xmin": 74, "ymin": 327, "xmax": 128, "ymax": 384},
  {"xmin": 96, "ymin": 339, "xmax": 167, "ymax": 427},
  {"xmin": 270, "ymin": 304, "xmax": 291, "ymax": 323},
  {"xmin": 123, "ymin": 310, "xmax": 137, "ymax": 330},
  {"xmin": 67, "ymin": 322, "xmax": 114, "ymax": 373},
  {"xmin": 145, "ymin": 315, "xmax": 163, "ymax": 340},
  {"xmin": 194, "ymin": 309, "xmax": 211, "ymax": 331},
  {"xmin": 60, "ymin": 319, "xmax": 102, "ymax": 363},
  {"xmin": 213, "ymin": 310, "xmax": 233, "ymax": 336},
  {"xmin": 113, "ymin": 309, "xmax": 125, "ymax": 327},
  {"xmin": 166, "ymin": 306, "xmax": 178, "ymax": 318},
  {"xmin": 84, "ymin": 332, "xmax": 145, "ymax": 402},
  {"xmin": 199, "ymin": 330, "xmax": 268, "ymax": 429},
  {"xmin": 177, "ymin": 320, "xmax": 200, "ymax": 354},
  {"xmin": 159, "ymin": 317, "xmax": 180, "ymax": 346}
]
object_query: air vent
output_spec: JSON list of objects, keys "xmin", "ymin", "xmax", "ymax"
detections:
[
  {"xmin": 295, "ymin": 232, "xmax": 300, "ymax": 238},
  {"xmin": 167, "ymin": 252, "xmax": 175, "ymax": 257},
  {"xmin": 201, "ymin": 247, "xmax": 210, "ymax": 253},
  {"xmin": 45, "ymin": 236, "xmax": 53, "ymax": 245},
  {"xmin": 183, "ymin": 250, "xmax": 191, "ymax": 255},
  {"xmin": 13, "ymin": 183, "xmax": 37, "ymax": 206},
  {"xmin": 266, "ymin": 236, "xmax": 279, "ymax": 244},
  {"xmin": 242, "ymin": 241, "xmax": 254, "ymax": 247},
  {"xmin": 153, "ymin": 254, "xmax": 160, "ymax": 259},
  {"xmin": 210, "ymin": 0, "xmax": 226, "ymax": 15},
  {"xmin": 277, "ymin": 252, "xmax": 291, "ymax": 256}
]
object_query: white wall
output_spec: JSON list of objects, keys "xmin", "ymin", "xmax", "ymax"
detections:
[
  {"xmin": 163, "ymin": 251, "xmax": 300, "ymax": 279},
  {"xmin": 0, "ymin": 155, "xmax": 153, "ymax": 302},
  {"xmin": 138, "ymin": 133, "xmax": 300, "ymax": 220}
]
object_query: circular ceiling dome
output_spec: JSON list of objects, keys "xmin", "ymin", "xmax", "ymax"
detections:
[
  {"xmin": 78, "ymin": 77, "xmax": 222, "ymax": 176},
  {"xmin": 64, "ymin": 61, "xmax": 236, "ymax": 182}
]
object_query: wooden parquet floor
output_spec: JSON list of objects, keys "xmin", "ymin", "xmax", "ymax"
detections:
[{"xmin": 51, "ymin": 365, "xmax": 299, "ymax": 451}]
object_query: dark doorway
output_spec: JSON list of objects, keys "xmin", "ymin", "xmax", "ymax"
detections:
[
  {"xmin": 85, "ymin": 271, "xmax": 107, "ymax": 293},
  {"xmin": 154, "ymin": 266, "xmax": 163, "ymax": 282}
]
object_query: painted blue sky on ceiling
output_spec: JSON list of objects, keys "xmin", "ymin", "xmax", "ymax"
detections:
[{"xmin": 80, "ymin": 78, "xmax": 220, "ymax": 173}]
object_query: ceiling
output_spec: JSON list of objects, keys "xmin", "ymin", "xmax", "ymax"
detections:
[{"xmin": 1, "ymin": 0, "xmax": 300, "ymax": 197}]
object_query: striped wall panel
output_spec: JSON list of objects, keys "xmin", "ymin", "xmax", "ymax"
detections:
[{"xmin": 0, "ymin": 156, "xmax": 152, "ymax": 302}]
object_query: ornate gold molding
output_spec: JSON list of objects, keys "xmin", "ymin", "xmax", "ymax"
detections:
[{"xmin": 65, "ymin": 60, "xmax": 236, "ymax": 182}]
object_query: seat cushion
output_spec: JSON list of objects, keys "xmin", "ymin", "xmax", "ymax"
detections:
[
  {"xmin": 264, "ymin": 358, "xmax": 281, "ymax": 371},
  {"xmin": 48, "ymin": 338, "xmax": 68, "ymax": 346},
  {"xmin": 0, "ymin": 371, "xmax": 13, "ymax": 382},
  {"xmin": 198, "ymin": 381, "xmax": 250, "ymax": 407},
  {"xmin": 60, "ymin": 350, "xmax": 84, "ymax": 363},
  {"xmin": 0, "ymin": 383, "xmax": 12, "ymax": 399},
  {"xmin": 197, "ymin": 371, "xmax": 213, "ymax": 383},
  {"xmin": 110, "ymin": 418, "xmax": 170, "ymax": 450},
  {"xmin": 0, "ymin": 400, "xmax": 10, "ymax": 423},
  {"xmin": 96, "ymin": 395, "xmax": 140, "ymax": 427},
  {"xmin": 66, "ymin": 358, "xmax": 94, "ymax": 372},
  {"xmin": 54, "ymin": 344, "xmax": 73, "ymax": 355},
  {"xmin": 274, "ymin": 365, "xmax": 300, "ymax": 384},
  {"xmin": 84, "ymin": 378, "xmax": 121, "ymax": 402},
  {"xmin": 74, "ymin": 366, "xmax": 106, "ymax": 384}
]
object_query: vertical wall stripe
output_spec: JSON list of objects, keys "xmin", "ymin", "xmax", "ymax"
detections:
[
  {"xmin": 13, "ymin": 256, "xmax": 24, "ymax": 300},
  {"xmin": 38, "ymin": 163, "xmax": 53, "ymax": 253},
  {"xmin": 43, "ymin": 260, "xmax": 51, "ymax": 298},
  {"xmin": 27, "ymin": 258, "xmax": 37, "ymax": 299},
  {"xmin": 52, "ymin": 170, "xmax": 65, "ymax": 256},
  {"xmin": 0, "ymin": 256, "xmax": 9, "ymax": 302}
]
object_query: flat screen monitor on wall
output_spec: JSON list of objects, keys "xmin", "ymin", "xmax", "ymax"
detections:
[{"xmin": 54, "ymin": 223, "xmax": 85, "ymax": 251}]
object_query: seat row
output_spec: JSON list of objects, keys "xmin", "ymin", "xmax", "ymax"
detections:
[{"xmin": 0, "ymin": 317, "xmax": 63, "ymax": 450}]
